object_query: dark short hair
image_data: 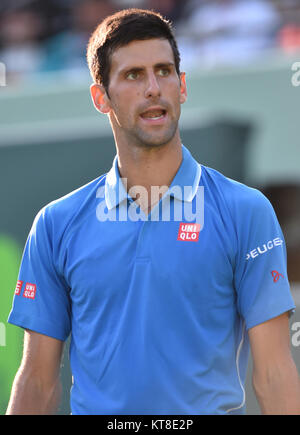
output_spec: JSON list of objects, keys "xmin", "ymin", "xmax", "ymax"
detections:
[{"xmin": 86, "ymin": 8, "xmax": 181, "ymax": 93}]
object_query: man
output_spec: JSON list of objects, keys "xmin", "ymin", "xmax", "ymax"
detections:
[{"xmin": 6, "ymin": 9, "xmax": 300, "ymax": 415}]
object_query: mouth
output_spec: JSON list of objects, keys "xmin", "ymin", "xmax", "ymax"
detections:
[{"xmin": 139, "ymin": 107, "xmax": 168, "ymax": 124}]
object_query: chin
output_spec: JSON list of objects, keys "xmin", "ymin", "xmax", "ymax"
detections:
[{"xmin": 134, "ymin": 126, "xmax": 178, "ymax": 149}]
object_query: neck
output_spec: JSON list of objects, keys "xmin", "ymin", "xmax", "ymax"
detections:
[{"xmin": 114, "ymin": 134, "xmax": 183, "ymax": 214}]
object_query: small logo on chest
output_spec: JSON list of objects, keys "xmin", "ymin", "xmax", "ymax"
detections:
[{"xmin": 177, "ymin": 223, "xmax": 201, "ymax": 242}]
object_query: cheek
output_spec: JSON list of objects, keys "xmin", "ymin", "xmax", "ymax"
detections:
[
  {"xmin": 116, "ymin": 92, "xmax": 141, "ymax": 117},
  {"xmin": 169, "ymin": 89, "xmax": 183, "ymax": 115},
  {"xmin": 110, "ymin": 94, "xmax": 139, "ymax": 126},
  {"xmin": 165, "ymin": 81, "xmax": 183, "ymax": 103}
]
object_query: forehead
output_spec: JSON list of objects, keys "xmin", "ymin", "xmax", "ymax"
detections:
[{"xmin": 109, "ymin": 38, "xmax": 175, "ymax": 74}]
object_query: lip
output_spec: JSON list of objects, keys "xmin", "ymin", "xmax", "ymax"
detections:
[{"xmin": 139, "ymin": 106, "xmax": 168, "ymax": 125}]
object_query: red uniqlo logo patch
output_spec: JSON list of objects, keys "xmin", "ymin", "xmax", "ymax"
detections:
[
  {"xmin": 177, "ymin": 223, "xmax": 201, "ymax": 242},
  {"xmin": 15, "ymin": 280, "xmax": 23, "ymax": 296},
  {"xmin": 23, "ymin": 283, "xmax": 37, "ymax": 299}
]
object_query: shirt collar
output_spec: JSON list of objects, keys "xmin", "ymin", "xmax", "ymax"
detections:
[{"xmin": 105, "ymin": 144, "xmax": 202, "ymax": 210}]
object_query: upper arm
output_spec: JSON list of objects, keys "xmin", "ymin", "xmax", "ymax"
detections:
[
  {"xmin": 20, "ymin": 329, "xmax": 64, "ymax": 384},
  {"xmin": 232, "ymin": 188, "xmax": 295, "ymax": 329},
  {"xmin": 248, "ymin": 312, "xmax": 293, "ymax": 376},
  {"xmin": 8, "ymin": 207, "xmax": 71, "ymax": 341},
  {"xmin": 248, "ymin": 313, "xmax": 300, "ymax": 414}
]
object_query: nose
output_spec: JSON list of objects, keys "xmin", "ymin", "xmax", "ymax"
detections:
[{"xmin": 144, "ymin": 71, "xmax": 161, "ymax": 99}]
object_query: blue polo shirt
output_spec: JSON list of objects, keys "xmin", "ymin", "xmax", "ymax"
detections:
[{"xmin": 8, "ymin": 144, "xmax": 295, "ymax": 415}]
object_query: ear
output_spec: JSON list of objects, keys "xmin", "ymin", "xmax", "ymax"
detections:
[
  {"xmin": 179, "ymin": 72, "xmax": 187, "ymax": 104},
  {"xmin": 90, "ymin": 83, "xmax": 111, "ymax": 114}
]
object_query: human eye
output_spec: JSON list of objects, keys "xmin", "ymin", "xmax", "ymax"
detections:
[
  {"xmin": 126, "ymin": 70, "xmax": 140, "ymax": 80},
  {"xmin": 157, "ymin": 67, "xmax": 171, "ymax": 77}
]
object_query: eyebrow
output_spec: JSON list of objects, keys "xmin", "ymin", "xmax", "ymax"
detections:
[
  {"xmin": 154, "ymin": 62, "xmax": 175, "ymax": 69},
  {"xmin": 119, "ymin": 62, "xmax": 175, "ymax": 76}
]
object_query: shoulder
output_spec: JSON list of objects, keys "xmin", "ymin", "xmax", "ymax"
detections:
[
  {"xmin": 31, "ymin": 174, "xmax": 107, "ymax": 236},
  {"xmin": 201, "ymin": 165, "xmax": 273, "ymax": 216}
]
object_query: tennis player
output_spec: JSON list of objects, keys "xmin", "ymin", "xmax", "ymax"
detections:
[{"xmin": 6, "ymin": 9, "xmax": 300, "ymax": 415}]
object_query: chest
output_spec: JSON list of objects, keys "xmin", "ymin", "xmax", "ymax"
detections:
[{"xmin": 64, "ymin": 205, "xmax": 236, "ymax": 311}]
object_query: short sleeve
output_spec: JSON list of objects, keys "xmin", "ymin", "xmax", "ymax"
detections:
[
  {"xmin": 234, "ymin": 189, "xmax": 295, "ymax": 330},
  {"xmin": 7, "ymin": 207, "xmax": 71, "ymax": 341}
]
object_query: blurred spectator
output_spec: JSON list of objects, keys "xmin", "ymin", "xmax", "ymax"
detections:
[
  {"xmin": 145, "ymin": 0, "xmax": 187, "ymax": 24},
  {"xmin": 274, "ymin": 0, "xmax": 300, "ymax": 53},
  {"xmin": 102, "ymin": 0, "xmax": 186, "ymax": 25},
  {"xmin": 40, "ymin": 0, "xmax": 117, "ymax": 76},
  {"xmin": 1, "ymin": 0, "xmax": 299, "ymax": 84},
  {"xmin": 113, "ymin": 0, "xmax": 146, "ymax": 7},
  {"xmin": 177, "ymin": 0, "xmax": 281, "ymax": 70},
  {"xmin": 0, "ymin": 8, "xmax": 45, "ymax": 83}
]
